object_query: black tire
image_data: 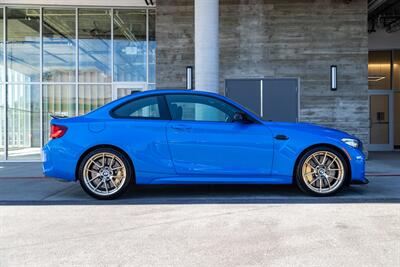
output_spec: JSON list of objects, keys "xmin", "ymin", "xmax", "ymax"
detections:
[
  {"xmin": 78, "ymin": 148, "xmax": 134, "ymax": 200},
  {"xmin": 295, "ymin": 146, "xmax": 348, "ymax": 196}
]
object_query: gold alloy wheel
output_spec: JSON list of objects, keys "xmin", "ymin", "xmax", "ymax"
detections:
[
  {"xmin": 301, "ymin": 151, "xmax": 345, "ymax": 194},
  {"xmin": 83, "ymin": 153, "xmax": 127, "ymax": 196}
]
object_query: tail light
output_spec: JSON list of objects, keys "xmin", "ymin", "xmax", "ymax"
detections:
[{"xmin": 50, "ymin": 124, "xmax": 68, "ymax": 139}]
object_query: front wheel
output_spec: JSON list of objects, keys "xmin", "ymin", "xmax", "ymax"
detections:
[
  {"xmin": 295, "ymin": 147, "xmax": 348, "ymax": 196},
  {"xmin": 78, "ymin": 148, "xmax": 133, "ymax": 200}
]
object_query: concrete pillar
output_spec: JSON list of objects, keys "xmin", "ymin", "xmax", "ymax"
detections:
[{"xmin": 195, "ymin": 0, "xmax": 219, "ymax": 93}]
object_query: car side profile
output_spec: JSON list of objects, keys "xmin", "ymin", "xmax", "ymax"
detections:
[{"xmin": 42, "ymin": 90, "xmax": 368, "ymax": 199}]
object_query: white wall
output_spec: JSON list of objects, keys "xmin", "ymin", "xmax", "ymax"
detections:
[
  {"xmin": 369, "ymin": 28, "xmax": 400, "ymax": 50},
  {"xmin": 2, "ymin": 0, "xmax": 152, "ymax": 7}
]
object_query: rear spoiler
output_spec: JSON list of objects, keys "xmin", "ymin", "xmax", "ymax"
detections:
[{"xmin": 50, "ymin": 114, "xmax": 69, "ymax": 119}]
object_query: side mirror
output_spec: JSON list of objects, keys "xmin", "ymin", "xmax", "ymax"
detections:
[{"xmin": 232, "ymin": 112, "xmax": 249, "ymax": 123}]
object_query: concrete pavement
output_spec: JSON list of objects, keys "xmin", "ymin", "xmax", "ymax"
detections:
[
  {"xmin": 0, "ymin": 203, "xmax": 399, "ymax": 267},
  {"xmin": 0, "ymin": 152, "xmax": 399, "ymax": 266}
]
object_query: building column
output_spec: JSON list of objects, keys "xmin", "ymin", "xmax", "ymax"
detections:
[{"xmin": 195, "ymin": 0, "xmax": 219, "ymax": 93}]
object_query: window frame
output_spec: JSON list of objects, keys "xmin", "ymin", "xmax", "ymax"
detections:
[{"xmin": 110, "ymin": 95, "xmax": 170, "ymax": 120}]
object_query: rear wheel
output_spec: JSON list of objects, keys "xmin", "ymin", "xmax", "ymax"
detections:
[
  {"xmin": 295, "ymin": 147, "xmax": 348, "ymax": 196},
  {"xmin": 78, "ymin": 148, "xmax": 133, "ymax": 200}
]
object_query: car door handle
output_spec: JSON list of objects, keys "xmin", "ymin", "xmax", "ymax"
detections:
[
  {"xmin": 171, "ymin": 125, "xmax": 191, "ymax": 131},
  {"xmin": 274, "ymin": 134, "xmax": 289, "ymax": 140}
]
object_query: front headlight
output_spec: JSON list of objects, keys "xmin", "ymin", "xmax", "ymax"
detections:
[{"xmin": 341, "ymin": 138, "xmax": 359, "ymax": 148}]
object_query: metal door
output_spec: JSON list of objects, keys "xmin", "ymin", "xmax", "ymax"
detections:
[{"xmin": 225, "ymin": 78, "xmax": 299, "ymax": 122}]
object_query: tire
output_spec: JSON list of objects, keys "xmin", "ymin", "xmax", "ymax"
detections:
[
  {"xmin": 78, "ymin": 148, "xmax": 134, "ymax": 200},
  {"xmin": 295, "ymin": 146, "xmax": 348, "ymax": 196}
]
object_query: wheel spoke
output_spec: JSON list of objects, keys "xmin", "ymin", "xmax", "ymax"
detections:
[
  {"xmin": 88, "ymin": 169, "xmax": 99, "ymax": 175},
  {"xmin": 328, "ymin": 156, "xmax": 337, "ymax": 168},
  {"xmin": 324, "ymin": 177, "xmax": 331, "ymax": 190},
  {"xmin": 94, "ymin": 180, "xmax": 103, "ymax": 191},
  {"xmin": 110, "ymin": 156, "xmax": 115, "ymax": 169},
  {"xmin": 91, "ymin": 160, "xmax": 102, "ymax": 168},
  {"xmin": 313, "ymin": 155, "xmax": 320, "ymax": 165},
  {"xmin": 109, "ymin": 176, "xmax": 118, "ymax": 189},
  {"xmin": 304, "ymin": 171, "xmax": 315, "ymax": 177},
  {"xmin": 104, "ymin": 181, "xmax": 108, "ymax": 194},
  {"xmin": 305, "ymin": 163, "xmax": 316, "ymax": 170},
  {"xmin": 322, "ymin": 152, "xmax": 327, "ymax": 165},
  {"xmin": 112, "ymin": 166, "xmax": 124, "ymax": 171},
  {"xmin": 88, "ymin": 174, "xmax": 100, "ymax": 182},
  {"xmin": 309, "ymin": 177, "xmax": 320, "ymax": 185},
  {"xmin": 328, "ymin": 175, "xmax": 339, "ymax": 180}
]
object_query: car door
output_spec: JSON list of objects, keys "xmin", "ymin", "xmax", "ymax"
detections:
[{"xmin": 165, "ymin": 93, "xmax": 274, "ymax": 176}]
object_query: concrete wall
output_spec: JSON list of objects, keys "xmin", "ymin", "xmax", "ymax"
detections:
[{"xmin": 156, "ymin": 0, "xmax": 369, "ymax": 145}]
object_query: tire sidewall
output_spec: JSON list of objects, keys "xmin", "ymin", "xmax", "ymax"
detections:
[
  {"xmin": 78, "ymin": 148, "xmax": 133, "ymax": 200},
  {"xmin": 296, "ymin": 147, "xmax": 348, "ymax": 196}
]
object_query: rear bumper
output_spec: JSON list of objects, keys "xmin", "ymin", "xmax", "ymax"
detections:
[{"xmin": 42, "ymin": 140, "xmax": 78, "ymax": 181}]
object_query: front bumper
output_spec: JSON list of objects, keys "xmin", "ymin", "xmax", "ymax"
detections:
[{"xmin": 348, "ymin": 148, "xmax": 368, "ymax": 184}]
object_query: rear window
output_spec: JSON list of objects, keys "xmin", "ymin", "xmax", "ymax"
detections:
[{"xmin": 112, "ymin": 96, "xmax": 161, "ymax": 119}]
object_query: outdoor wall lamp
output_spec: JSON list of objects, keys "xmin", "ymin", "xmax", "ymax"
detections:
[
  {"xmin": 186, "ymin": 66, "xmax": 193, "ymax": 90},
  {"xmin": 331, "ymin": 65, "xmax": 337, "ymax": 91}
]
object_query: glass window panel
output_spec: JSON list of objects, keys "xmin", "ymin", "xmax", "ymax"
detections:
[
  {"xmin": 78, "ymin": 84, "xmax": 111, "ymax": 115},
  {"xmin": 0, "ymin": 8, "xmax": 4, "ymax": 82},
  {"xmin": 43, "ymin": 84, "xmax": 76, "ymax": 142},
  {"xmin": 393, "ymin": 51, "xmax": 400, "ymax": 91},
  {"xmin": 148, "ymin": 10, "xmax": 156, "ymax": 83},
  {"xmin": 113, "ymin": 96, "xmax": 160, "ymax": 118},
  {"xmin": 78, "ymin": 9, "xmax": 111, "ymax": 83},
  {"xmin": 43, "ymin": 8, "xmax": 76, "ymax": 82},
  {"xmin": 370, "ymin": 95, "xmax": 389, "ymax": 145},
  {"xmin": 165, "ymin": 94, "xmax": 241, "ymax": 122},
  {"xmin": 7, "ymin": 84, "xmax": 41, "ymax": 160},
  {"xmin": 0, "ymin": 85, "xmax": 4, "ymax": 159},
  {"xmin": 368, "ymin": 51, "xmax": 391, "ymax": 90},
  {"xmin": 7, "ymin": 8, "xmax": 40, "ymax": 83},
  {"xmin": 113, "ymin": 9, "xmax": 146, "ymax": 82}
]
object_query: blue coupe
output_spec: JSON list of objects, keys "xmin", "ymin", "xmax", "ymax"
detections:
[{"xmin": 42, "ymin": 90, "xmax": 368, "ymax": 199}]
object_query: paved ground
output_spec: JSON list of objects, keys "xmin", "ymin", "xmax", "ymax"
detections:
[
  {"xmin": 0, "ymin": 176, "xmax": 399, "ymax": 266},
  {"xmin": 0, "ymin": 202, "xmax": 399, "ymax": 267},
  {"xmin": 0, "ymin": 152, "xmax": 399, "ymax": 266}
]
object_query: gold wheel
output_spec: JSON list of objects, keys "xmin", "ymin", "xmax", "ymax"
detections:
[{"xmin": 301, "ymin": 151, "xmax": 345, "ymax": 194}]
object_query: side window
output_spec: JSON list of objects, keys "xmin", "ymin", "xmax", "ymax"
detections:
[
  {"xmin": 112, "ymin": 96, "xmax": 162, "ymax": 119},
  {"xmin": 165, "ymin": 94, "xmax": 241, "ymax": 122}
]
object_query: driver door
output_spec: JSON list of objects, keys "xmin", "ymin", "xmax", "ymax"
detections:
[{"xmin": 165, "ymin": 94, "xmax": 274, "ymax": 176}]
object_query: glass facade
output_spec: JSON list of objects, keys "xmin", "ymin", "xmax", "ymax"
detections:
[{"xmin": 0, "ymin": 6, "xmax": 156, "ymax": 160}]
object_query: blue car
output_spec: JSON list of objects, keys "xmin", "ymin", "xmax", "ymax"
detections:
[{"xmin": 42, "ymin": 90, "xmax": 368, "ymax": 199}]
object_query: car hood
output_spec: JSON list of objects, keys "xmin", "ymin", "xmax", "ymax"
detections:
[{"xmin": 262, "ymin": 121, "xmax": 357, "ymax": 140}]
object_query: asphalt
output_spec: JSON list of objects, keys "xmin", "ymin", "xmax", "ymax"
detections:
[{"xmin": 0, "ymin": 175, "xmax": 399, "ymax": 205}]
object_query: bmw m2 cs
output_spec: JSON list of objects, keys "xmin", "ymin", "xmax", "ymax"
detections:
[{"xmin": 42, "ymin": 90, "xmax": 367, "ymax": 199}]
